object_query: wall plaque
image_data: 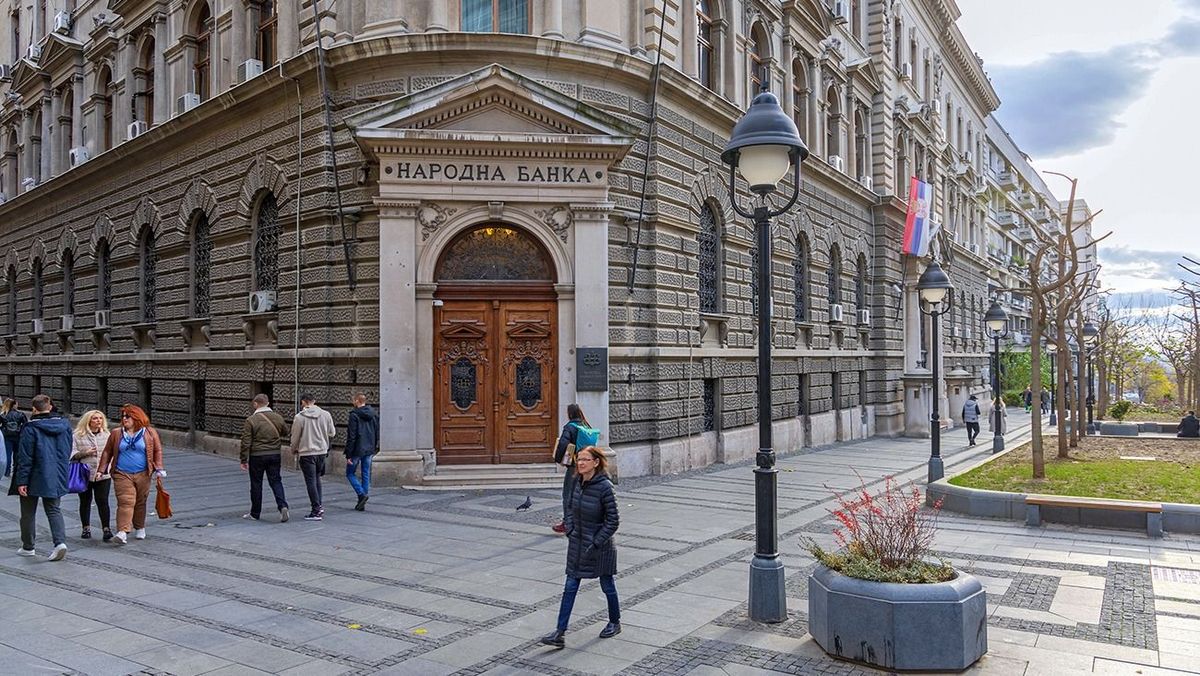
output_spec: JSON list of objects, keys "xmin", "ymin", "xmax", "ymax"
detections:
[{"xmin": 576, "ymin": 347, "xmax": 608, "ymax": 391}]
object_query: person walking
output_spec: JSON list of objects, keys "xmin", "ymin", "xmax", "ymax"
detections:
[
  {"xmin": 990, "ymin": 397, "xmax": 1008, "ymax": 435},
  {"xmin": 961, "ymin": 395, "xmax": 981, "ymax": 446},
  {"xmin": 551, "ymin": 404, "xmax": 593, "ymax": 534},
  {"xmin": 239, "ymin": 394, "xmax": 290, "ymax": 522},
  {"xmin": 344, "ymin": 393, "xmax": 379, "ymax": 512},
  {"xmin": 2, "ymin": 398, "xmax": 27, "ymax": 478},
  {"xmin": 540, "ymin": 446, "xmax": 621, "ymax": 648},
  {"xmin": 10, "ymin": 394, "xmax": 72, "ymax": 560},
  {"xmin": 290, "ymin": 394, "xmax": 335, "ymax": 521},
  {"xmin": 1040, "ymin": 389, "xmax": 1051, "ymax": 415},
  {"xmin": 72, "ymin": 410, "xmax": 114, "ymax": 542},
  {"xmin": 98, "ymin": 405, "xmax": 165, "ymax": 544},
  {"xmin": 1022, "ymin": 386, "xmax": 1033, "ymax": 413},
  {"xmin": 1179, "ymin": 410, "xmax": 1200, "ymax": 438}
]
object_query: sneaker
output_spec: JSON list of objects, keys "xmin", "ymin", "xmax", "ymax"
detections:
[
  {"xmin": 304, "ymin": 512, "xmax": 323, "ymax": 521},
  {"xmin": 102, "ymin": 529, "xmax": 113, "ymax": 543},
  {"xmin": 16, "ymin": 547, "xmax": 35, "ymax": 557},
  {"xmin": 317, "ymin": 506, "xmax": 325, "ymax": 517},
  {"xmin": 242, "ymin": 513, "xmax": 260, "ymax": 520},
  {"xmin": 48, "ymin": 544, "xmax": 67, "ymax": 561},
  {"xmin": 279, "ymin": 507, "xmax": 289, "ymax": 523},
  {"xmin": 551, "ymin": 522, "xmax": 566, "ymax": 534},
  {"xmin": 134, "ymin": 528, "xmax": 146, "ymax": 540},
  {"xmin": 113, "ymin": 531, "xmax": 128, "ymax": 545}
]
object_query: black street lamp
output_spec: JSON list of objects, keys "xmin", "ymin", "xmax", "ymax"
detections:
[
  {"xmin": 1083, "ymin": 320, "xmax": 1099, "ymax": 434},
  {"xmin": 1046, "ymin": 340, "xmax": 1058, "ymax": 426},
  {"xmin": 984, "ymin": 300, "xmax": 1009, "ymax": 454},
  {"xmin": 721, "ymin": 85, "xmax": 808, "ymax": 624},
  {"xmin": 916, "ymin": 259, "xmax": 954, "ymax": 483}
]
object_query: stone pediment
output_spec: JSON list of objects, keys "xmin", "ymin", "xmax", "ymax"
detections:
[
  {"xmin": 10, "ymin": 58, "xmax": 44, "ymax": 97},
  {"xmin": 39, "ymin": 34, "xmax": 85, "ymax": 79}
]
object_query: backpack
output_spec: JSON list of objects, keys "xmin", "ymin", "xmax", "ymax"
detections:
[{"xmin": 570, "ymin": 422, "xmax": 601, "ymax": 448}]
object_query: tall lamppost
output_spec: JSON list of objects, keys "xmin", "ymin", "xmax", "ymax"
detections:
[
  {"xmin": 1046, "ymin": 340, "xmax": 1058, "ymax": 426},
  {"xmin": 721, "ymin": 85, "xmax": 808, "ymax": 624},
  {"xmin": 984, "ymin": 300, "xmax": 1008, "ymax": 454},
  {"xmin": 1083, "ymin": 320, "xmax": 1099, "ymax": 434},
  {"xmin": 917, "ymin": 260, "xmax": 954, "ymax": 482}
]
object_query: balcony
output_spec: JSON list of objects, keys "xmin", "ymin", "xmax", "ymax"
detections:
[
  {"xmin": 1031, "ymin": 207, "xmax": 1052, "ymax": 222},
  {"xmin": 997, "ymin": 171, "xmax": 1018, "ymax": 190},
  {"xmin": 996, "ymin": 210, "xmax": 1017, "ymax": 227},
  {"xmin": 1016, "ymin": 192, "xmax": 1036, "ymax": 209},
  {"xmin": 1015, "ymin": 226, "xmax": 1036, "ymax": 243}
]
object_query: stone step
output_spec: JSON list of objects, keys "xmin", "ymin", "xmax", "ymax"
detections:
[{"xmin": 411, "ymin": 463, "xmax": 566, "ymax": 491}]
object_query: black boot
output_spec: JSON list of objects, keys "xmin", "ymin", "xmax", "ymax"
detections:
[
  {"xmin": 599, "ymin": 622, "xmax": 621, "ymax": 638},
  {"xmin": 539, "ymin": 629, "xmax": 565, "ymax": 648}
]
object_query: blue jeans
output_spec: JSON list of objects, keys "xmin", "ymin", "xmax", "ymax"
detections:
[
  {"xmin": 2, "ymin": 434, "xmax": 15, "ymax": 476},
  {"xmin": 346, "ymin": 455, "xmax": 372, "ymax": 496},
  {"xmin": 555, "ymin": 576, "xmax": 620, "ymax": 632}
]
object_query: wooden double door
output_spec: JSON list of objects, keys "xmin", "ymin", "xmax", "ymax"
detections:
[{"xmin": 434, "ymin": 297, "xmax": 558, "ymax": 465}]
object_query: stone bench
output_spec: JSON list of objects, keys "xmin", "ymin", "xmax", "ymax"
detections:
[
  {"xmin": 1099, "ymin": 422, "xmax": 1139, "ymax": 436},
  {"xmin": 1026, "ymin": 495, "xmax": 1163, "ymax": 537}
]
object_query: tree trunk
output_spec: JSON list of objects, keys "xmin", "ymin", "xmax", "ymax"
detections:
[{"xmin": 1029, "ymin": 274, "xmax": 1045, "ymax": 479}]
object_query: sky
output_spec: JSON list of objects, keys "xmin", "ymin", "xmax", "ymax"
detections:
[{"xmin": 957, "ymin": 0, "xmax": 1200, "ymax": 299}]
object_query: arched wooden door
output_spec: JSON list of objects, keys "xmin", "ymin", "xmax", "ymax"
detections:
[{"xmin": 433, "ymin": 225, "xmax": 558, "ymax": 465}]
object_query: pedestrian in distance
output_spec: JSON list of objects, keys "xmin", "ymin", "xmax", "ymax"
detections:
[
  {"xmin": 551, "ymin": 404, "xmax": 599, "ymax": 534},
  {"xmin": 239, "ymin": 394, "xmax": 290, "ymax": 522},
  {"xmin": 98, "ymin": 404, "xmax": 165, "ymax": 544},
  {"xmin": 540, "ymin": 446, "xmax": 621, "ymax": 649},
  {"xmin": 962, "ymin": 395, "xmax": 982, "ymax": 446},
  {"xmin": 10, "ymin": 394, "xmax": 73, "ymax": 560},
  {"xmin": 1040, "ymin": 389, "xmax": 1051, "ymax": 415},
  {"xmin": 291, "ymin": 393, "xmax": 336, "ymax": 521},
  {"xmin": 1179, "ymin": 410, "xmax": 1200, "ymax": 438},
  {"xmin": 72, "ymin": 409, "xmax": 114, "ymax": 542},
  {"xmin": 990, "ymin": 397, "xmax": 1007, "ymax": 435},
  {"xmin": 2, "ymin": 398, "xmax": 28, "ymax": 478},
  {"xmin": 345, "ymin": 393, "xmax": 379, "ymax": 512},
  {"xmin": 1022, "ymin": 386, "xmax": 1033, "ymax": 413}
]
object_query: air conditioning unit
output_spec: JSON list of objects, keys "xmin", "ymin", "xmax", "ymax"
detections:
[
  {"xmin": 249, "ymin": 290, "xmax": 277, "ymax": 314},
  {"xmin": 175, "ymin": 93, "xmax": 201, "ymax": 116},
  {"xmin": 830, "ymin": 303, "xmax": 844, "ymax": 323},
  {"xmin": 963, "ymin": 150, "xmax": 974, "ymax": 164},
  {"xmin": 26, "ymin": 44, "xmax": 41, "ymax": 62},
  {"xmin": 60, "ymin": 314, "xmax": 73, "ymax": 331},
  {"xmin": 69, "ymin": 147, "xmax": 89, "ymax": 166},
  {"xmin": 857, "ymin": 309, "xmax": 870, "ymax": 326},
  {"xmin": 31, "ymin": 318, "xmax": 43, "ymax": 334},
  {"xmin": 900, "ymin": 62, "xmax": 913, "ymax": 80},
  {"xmin": 0, "ymin": 64, "xmax": 11, "ymax": 80},
  {"xmin": 828, "ymin": 155, "xmax": 845, "ymax": 172},
  {"xmin": 21, "ymin": 177, "xmax": 35, "ymax": 192},
  {"xmin": 858, "ymin": 175, "xmax": 873, "ymax": 190},
  {"xmin": 127, "ymin": 121, "xmax": 148, "ymax": 139},
  {"xmin": 94, "ymin": 309, "xmax": 110, "ymax": 327},
  {"xmin": 53, "ymin": 11, "xmax": 72, "ymax": 34},
  {"xmin": 832, "ymin": 0, "xmax": 851, "ymax": 23},
  {"xmin": 236, "ymin": 59, "xmax": 263, "ymax": 84}
]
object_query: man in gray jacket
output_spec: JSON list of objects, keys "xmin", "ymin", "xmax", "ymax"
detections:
[
  {"xmin": 291, "ymin": 394, "xmax": 336, "ymax": 521},
  {"xmin": 962, "ymin": 394, "xmax": 982, "ymax": 446}
]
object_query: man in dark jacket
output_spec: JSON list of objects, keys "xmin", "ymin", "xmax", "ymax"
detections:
[
  {"xmin": 345, "ymin": 393, "xmax": 379, "ymax": 511},
  {"xmin": 10, "ymin": 394, "xmax": 71, "ymax": 560},
  {"xmin": 239, "ymin": 394, "xmax": 290, "ymax": 522},
  {"xmin": 1179, "ymin": 411, "xmax": 1200, "ymax": 438}
]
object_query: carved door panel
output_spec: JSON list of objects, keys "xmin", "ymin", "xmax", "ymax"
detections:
[
  {"xmin": 496, "ymin": 302, "xmax": 557, "ymax": 464},
  {"xmin": 434, "ymin": 302, "xmax": 493, "ymax": 465}
]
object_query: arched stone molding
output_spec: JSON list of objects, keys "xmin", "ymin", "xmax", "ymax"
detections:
[
  {"xmin": 416, "ymin": 203, "xmax": 575, "ymax": 286},
  {"xmin": 28, "ymin": 239, "xmax": 47, "ymax": 273},
  {"xmin": 90, "ymin": 213, "xmax": 117, "ymax": 265},
  {"xmin": 57, "ymin": 228, "xmax": 80, "ymax": 262},
  {"xmin": 126, "ymin": 195, "xmax": 163, "ymax": 248},
  {"xmin": 178, "ymin": 177, "xmax": 219, "ymax": 233},
  {"xmin": 687, "ymin": 164, "xmax": 737, "ymax": 236},
  {"xmin": 3, "ymin": 249, "xmax": 20, "ymax": 278},
  {"xmin": 236, "ymin": 153, "xmax": 291, "ymax": 226}
]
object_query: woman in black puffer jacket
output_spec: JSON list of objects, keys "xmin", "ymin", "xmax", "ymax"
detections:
[{"xmin": 540, "ymin": 446, "xmax": 620, "ymax": 648}]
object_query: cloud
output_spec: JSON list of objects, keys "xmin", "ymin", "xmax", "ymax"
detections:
[
  {"xmin": 991, "ymin": 48, "xmax": 1153, "ymax": 157},
  {"xmin": 1181, "ymin": 0, "xmax": 1200, "ymax": 14},
  {"xmin": 1099, "ymin": 246, "xmax": 1184, "ymax": 283},
  {"xmin": 1160, "ymin": 17, "xmax": 1200, "ymax": 55}
]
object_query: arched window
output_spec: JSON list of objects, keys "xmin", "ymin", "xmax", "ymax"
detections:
[
  {"xmin": 138, "ymin": 226, "xmax": 156, "ymax": 322},
  {"xmin": 253, "ymin": 192, "xmax": 280, "ymax": 293},
  {"xmin": 98, "ymin": 66, "xmax": 113, "ymax": 152},
  {"xmin": 60, "ymin": 87, "xmax": 73, "ymax": 168},
  {"xmin": 31, "ymin": 108, "xmax": 42, "ymax": 183},
  {"xmin": 827, "ymin": 245, "xmax": 841, "ymax": 306},
  {"xmin": 854, "ymin": 108, "xmax": 868, "ymax": 179},
  {"xmin": 893, "ymin": 18, "xmax": 902, "ymax": 69},
  {"xmin": 5, "ymin": 265, "xmax": 16, "ymax": 335},
  {"xmin": 192, "ymin": 3, "xmax": 212, "ymax": 100},
  {"xmin": 461, "ymin": 0, "xmax": 530, "ymax": 34},
  {"xmin": 749, "ymin": 25, "xmax": 768, "ymax": 94},
  {"xmin": 851, "ymin": 0, "xmax": 863, "ymax": 41},
  {"xmin": 697, "ymin": 0, "xmax": 715, "ymax": 89},
  {"xmin": 794, "ymin": 234, "xmax": 809, "ymax": 322},
  {"xmin": 32, "ymin": 257, "xmax": 43, "ymax": 320},
  {"xmin": 5, "ymin": 128, "xmax": 17, "ymax": 193},
  {"xmin": 895, "ymin": 131, "xmax": 908, "ymax": 196},
  {"xmin": 825, "ymin": 85, "xmax": 841, "ymax": 159},
  {"xmin": 255, "ymin": 0, "xmax": 277, "ymax": 67},
  {"xmin": 61, "ymin": 249, "xmax": 74, "ymax": 316},
  {"xmin": 137, "ymin": 39, "xmax": 154, "ymax": 126},
  {"xmin": 191, "ymin": 211, "xmax": 211, "ymax": 317},
  {"xmin": 855, "ymin": 253, "xmax": 867, "ymax": 311},
  {"xmin": 96, "ymin": 238, "xmax": 112, "ymax": 312},
  {"xmin": 792, "ymin": 57, "xmax": 808, "ymax": 137},
  {"xmin": 436, "ymin": 225, "xmax": 554, "ymax": 282},
  {"xmin": 698, "ymin": 203, "xmax": 720, "ymax": 314}
]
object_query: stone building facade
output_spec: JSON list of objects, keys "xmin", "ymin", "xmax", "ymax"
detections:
[{"xmin": 0, "ymin": 0, "xmax": 1009, "ymax": 483}]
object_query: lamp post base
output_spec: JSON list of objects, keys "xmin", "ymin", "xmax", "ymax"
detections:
[
  {"xmin": 1049, "ymin": 413, "xmax": 1057, "ymax": 426},
  {"xmin": 748, "ymin": 555, "xmax": 787, "ymax": 623},
  {"xmin": 928, "ymin": 457, "xmax": 944, "ymax": 483},
  {"xmin": 992, "ymin": 435, "xmax": 1005, "ymax": 454}
]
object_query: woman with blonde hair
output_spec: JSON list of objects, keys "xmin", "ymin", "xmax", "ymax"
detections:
[
  {"xmin": 2, "ymin": 397, "xmax": 26, "ymax": 477},
  {"xmin": 98, "ymin": 404, "xmax": 164, "ymax": 544},
  {"xmin": 72, "ymin": 409, "xmax": 114, "ymax": 541}
]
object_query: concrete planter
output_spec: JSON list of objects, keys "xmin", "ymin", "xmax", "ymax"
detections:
[{"xmin": 808, "ymin": 564, "xmax": 988, "ymax": 671}]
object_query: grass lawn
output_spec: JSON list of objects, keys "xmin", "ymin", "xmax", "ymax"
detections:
[{"xmin": 949, "ymin": 437, "xmax": 1200, "ymax": 504}]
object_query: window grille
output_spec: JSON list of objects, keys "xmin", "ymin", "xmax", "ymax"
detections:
[
  {"xmin": 698, "ymin": 205, "xmax": 719, "ymax": 314},
  {"xmin": 254, "ymin": 193, "xmax": 280, "ymax": 292}
]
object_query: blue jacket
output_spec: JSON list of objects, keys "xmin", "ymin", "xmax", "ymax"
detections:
[
  {"xmin": 345, "ymin": 405, "xmax": 379, "ymax": 458},
  {"xmin": 7, "ymin": 414, "xmax": 73, "ymax": 498}
]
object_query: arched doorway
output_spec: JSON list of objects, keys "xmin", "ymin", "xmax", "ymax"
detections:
[{"xmin": 433, "ymin": 224, "xmax": 558, "ymax": 464}]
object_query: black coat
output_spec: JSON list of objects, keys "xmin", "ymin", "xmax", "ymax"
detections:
[
  {"xmin": 565, "ymin": 472, "xmax": 619, "ymax": 579},
  {"xmin": 345, "ymin": 405, "xmax": 380, "ymax": 458},
  {"xmin": 1180, "ymin": 415, "xmax": 1200, "ymax": 438},
  {"xmin": 553, "ymin": 420, "xmax": 582, "ymax": 465}
]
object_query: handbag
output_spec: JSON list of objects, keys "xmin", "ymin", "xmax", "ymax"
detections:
[
  {"xmin": 155, "ymin": 475, "xmax": 172, "ymax": 519},
  {"xmin": 67, "ymin": 462, "xmax": 90, "ymax": 493}
]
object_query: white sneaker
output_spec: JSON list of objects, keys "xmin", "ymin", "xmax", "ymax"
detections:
[
  {"xmin": 134, "ymin": 528, "xmax": 146, "ymax": 540},
  {"xmin": 48, "ymin": 544, "xmax": 67, "ymax": 561},
  {"xmin": 16, "ymin": 547, "xmax": 35, "ymax": 557},
  {"xmin": 113, "ymin": 530, "xmax": 128, "ymax": 544}
]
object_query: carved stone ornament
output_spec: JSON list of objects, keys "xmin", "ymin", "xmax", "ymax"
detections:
[
  {"xmin": 933, "ymin": 55, "xmax": 945, "ymax": 101},
  {"xmin": 418, "ymin": 201, "xmax": 458, "ymax": 241},
  {"xmin": 534, "ymin": 206, "xmax": 573, "ymax": 243}
]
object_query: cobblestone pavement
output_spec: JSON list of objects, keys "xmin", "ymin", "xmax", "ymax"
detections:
[{"xmin": 4, "ymin": 412, "xmax": 1200, "ymax": 675}]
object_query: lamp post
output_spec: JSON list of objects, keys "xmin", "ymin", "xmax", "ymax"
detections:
[
  {"xmin": 721, "ymin": 85, "xmax": 808, "ymax": 624},
  {"xmin": 916, "ymin": 260, "xmax": 954, "ymax": 482},
  {"xmin": 1083, "ymin": 321, "xmax": 1099, "ymax": 434},
  {"xmin": 984, "ymin": 300, "xmax": 1008, "ymax": 454},
  {"xmin": 1046, "ymin": 340, "xmax": 1058, "ymax": 426}
]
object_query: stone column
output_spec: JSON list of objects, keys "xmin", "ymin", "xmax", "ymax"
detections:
[
  {"xmin": 38, "ymin": 96, "xmax": 51, "ymax": 182},
  {"xmin": 807, "ymin": 61, "xmax": 820, "ymax": 153},
  {"xmin": 115, "ymin": 35, "xmax": 132, "ymax": 141},
  {"xmin": 232, "ymin": 1, "xmax": 248, "ymax": 72},
  {"xmin": 277, "ymin": 0, "xmax": 298, "ymax": 60},
  {"xmin": 780, "ymin": 41, "xmax": 794, "ymax": 118},
  {"xmin": 361, "ymin": 0, "xmax": 410, "ymax": 37},
  {"xmin": 542, "ymin": 0, "xmax": 564, "ymax": 39},
  {"xmin": 427, "ymin": 0, "xmax": 449, "ymax": 32},
  {"xmin": 49, "ymin": 89, "xmax": 62, "ymax": 176},
  {"xmin": 21, "ymin": 109, "xmax": 33, "ymax": 185},
  {"xmin": 71, "ymin": 73, "xmax": 84, "ymax": 150},
  {"xmin": 570, "ymin": 203, "xmax": 614, "ymax": 451},
  {"xmin": 153, "ymin": 18, "xmax": 168, "ymax": 125}
]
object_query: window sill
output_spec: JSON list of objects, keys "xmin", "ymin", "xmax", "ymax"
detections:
[
  {"xmin": 181, "ymin": 317, "xmax": 211, "ymax": 350},
  {"xmin": 699, "ymin": 313, "xmax": 731, "ymax": 348},
  {"xmin": 242, "ymin": 312, "xmax": 279, "ymax": 348},
  {"xmin": 132, "ymin": 322, "xmax": 156, "ymax": 352}
]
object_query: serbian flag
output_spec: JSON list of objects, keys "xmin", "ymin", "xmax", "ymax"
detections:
[{"xmin": 902, "ymin": 177, "xmax": 939, "ymax": 256}]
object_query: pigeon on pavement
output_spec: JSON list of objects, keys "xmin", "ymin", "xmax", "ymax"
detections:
[{"xmin": 516, "ymin": 496, "xmax": 532, "ymax": 511}]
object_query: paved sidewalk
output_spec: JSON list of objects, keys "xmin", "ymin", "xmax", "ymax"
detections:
[{"xmin": 3, "ymin": 413, "xmax": 1200, "ymax": 675}]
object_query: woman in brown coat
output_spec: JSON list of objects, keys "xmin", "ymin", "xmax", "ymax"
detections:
[{"xmin": 97, "ymin": 404, "xmax": 164, "ymax": 544}]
